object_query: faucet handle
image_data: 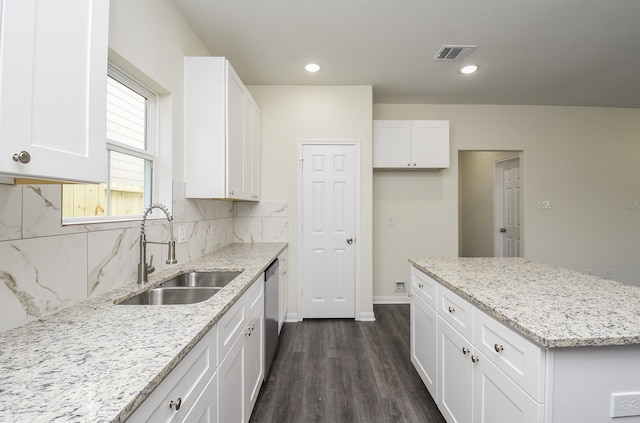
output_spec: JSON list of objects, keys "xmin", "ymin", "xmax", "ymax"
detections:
[{"xmin": 147, "ymin": 255, "xmax": 155, "ymax": 274}]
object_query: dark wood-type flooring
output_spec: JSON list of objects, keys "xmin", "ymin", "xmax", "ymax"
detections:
[{"xmin": 250, "ymin": 304, "xmax": 446, "ymax": 423}]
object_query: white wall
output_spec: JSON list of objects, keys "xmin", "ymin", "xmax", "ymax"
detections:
[
  {"xmin": 373, "ymin": 104, "xmax": 640, "ymax": 301},
  {"xmin": 247, "ymin": 85, "xmax": 374, "ymax": 319}
]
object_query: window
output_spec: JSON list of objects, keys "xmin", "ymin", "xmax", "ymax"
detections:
[{"xmin": 63, "ymin": 64, "xmax": 158, "ymax": 222}]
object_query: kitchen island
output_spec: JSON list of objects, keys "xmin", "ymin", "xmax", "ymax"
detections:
[
  {"xmin": 409, "ymin": 257, "xmax": 640, "ymax": 423},
  {"xmin": 0, "ymin": 242, "xmax": 286, "ymax": 423}
]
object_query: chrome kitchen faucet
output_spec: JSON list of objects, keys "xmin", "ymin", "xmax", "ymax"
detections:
[{"xmin": 138, "ymin": 203, "xmax": 177, "ymax": 284}]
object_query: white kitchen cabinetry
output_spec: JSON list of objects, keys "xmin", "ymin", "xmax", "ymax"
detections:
[
  {"xmin": 127, "ymin": 326, "xmax": 218, "ymax": 423},
  {"xmin": 411, "ymin": 267, "xmax": 544, "ymax": 423},
  {"xmin": 184, "ymin": 56, "xmax": 261, "ymax": 201},
  {"xmin": 278, "ymin": 249, "xmax": 288, "ymax": 333},
  {"xmin": 0, "ymin": 0, "xmax": 109, "ymax": 183},
  {"xmin": 410, "ymin": 267, "xmax": 437, "ymax": 398},
  {"xmin": 218, "ymin": 275, "xmax": 265, "ymax": 423},
  {"xmin": 373, "ymin": 120, "xmax": 449, "ymax": 169}
]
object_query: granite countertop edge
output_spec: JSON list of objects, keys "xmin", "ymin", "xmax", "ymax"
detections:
[
  {"xmin": 0, "ymin": 242, "xmax": 287, "ymax": 423},
  {"xmin": 409, "ymin": 257, "xmax": 640, "ymax": 349}
]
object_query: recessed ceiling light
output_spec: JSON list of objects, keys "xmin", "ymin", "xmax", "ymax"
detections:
[
  {"xmin": 460, "ymin": 64, "xmax": 478, "ymax": 74},
  {"xmin": 305, "ymin": 63, "xmax": 321, "ymax": 73}
]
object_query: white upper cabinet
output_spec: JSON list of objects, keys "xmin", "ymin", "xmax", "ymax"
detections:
[
  {"xmin": 0, "ymin": 0, "xmax": 110, "ymax": 182},
  {"xmin": 373, "ymin": 120, "xmax": 450, "ymax": 169},
  {"xmin": 184, "ymin": 56, "xmax": 261, "ymax": 200}
]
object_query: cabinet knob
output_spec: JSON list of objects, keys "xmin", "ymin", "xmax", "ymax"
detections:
[
  {"xmin": 448, "ymin": 306, "xmax": 456, "ymax": 313},
  {"xmin": 418, "ymin": 282, "xmax": 424, "ymax": 288},
  {"xmin": 169, "ymin": 397, "xmax": 182, "ymax": 410},
  {"xmin": 494, "ymin": 344, "xmax": 504, "ymax": 353},
  {"xmin": 407, "ymin": 163, "xmax": 411, "ymax": 167},
  {"xmin": 408, "ymin": 292, "xmax": 413, "ymax": 298},
  {"xmin": 471, "ymin": 355, "xmax": 480, "ymax": 363},
  {"xmin": 413, "ymin": 163, "xmax": 417, "ymax": 166},
  {"xmin": 12, "ymin": 151, "xmax": 31, "ymax": 164},
  {"xmin": 462, "ymin": 346, "xmax": 470, "ymax": 355}
]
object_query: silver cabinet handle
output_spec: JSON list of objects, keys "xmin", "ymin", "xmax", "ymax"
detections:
[
  {"xmin": 499, "ymin": 227, "xmax": 507, "ymax": 233},
  {"xmin": 12, "ymin": 151, "xmax": 31, "ymax": 164},
  {"xmin": 494, "ymin": 344, "xmax": 504, "ymax": 353},
  {"xmin": 448, "ymin": 306, "xmax": 455, "ymax": 313},
  {"xmin": 346, "ymin": 237, "xmax": 354, "ymax": 244},
  {"xmin": 462, "ymin": 347, "xmax": 470, "ymax": 355},
  {"xmin": 471, "ymin": 355, "xmax": 480, "ymax": 363},
  {"xmin": 169, "ymin": 397, "xmax": 182, "ymax": 410}
]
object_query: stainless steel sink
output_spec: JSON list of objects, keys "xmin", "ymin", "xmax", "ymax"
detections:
[
  {"xmin": 117, "ymin": 271, "xmax": 242, "ymax": 305},
  {"xmin": 119, "ymin": 286, "xmax": 221, "ymax": 305},
  {"xmin": 159, "ymin": 271, "xmax": 242, "ymax": 288}
]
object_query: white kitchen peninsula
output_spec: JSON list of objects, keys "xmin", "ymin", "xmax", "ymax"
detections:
[{"xmin": 409, "ymin": 257, "xmax": 640, "ymax": 423}]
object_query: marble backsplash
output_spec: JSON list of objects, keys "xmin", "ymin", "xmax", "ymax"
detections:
[{"xmin": 0, "ymin": 181, "xmax": 289, "ymax": 333}]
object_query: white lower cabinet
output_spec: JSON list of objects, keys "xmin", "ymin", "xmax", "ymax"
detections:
[
  {"xmin": 411, "ymin": 266, "xmax": 543, "ymax": 423},
  {"xmin": 127, "ymin": 326, "xmax": 218, "ymax": 423},
  {"xmin": 437, "ymin": 318, "xmax": 473, "ymax": 423},
  {"xmin": 128, "ymin": 276, "xmax": 265, "ymax": 423},
  {"xmin": 218, "ymin": 275, "xmax": 265, "ymax": 423},
  {"xmin": 278, "ymin": 249, "xmax": 288, "ymax": 334},
  {"xmin": 410, "ymin": 290, "xmax": 437, "ymax": 398}
]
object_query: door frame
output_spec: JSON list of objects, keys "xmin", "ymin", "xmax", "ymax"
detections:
[
  {"xmin": 493, "ymin": 154, "xmax": 524, "ymax": 257},
  {"xmin": 297, "ymin": 139, "xmax": 361, "ymax": 320}
]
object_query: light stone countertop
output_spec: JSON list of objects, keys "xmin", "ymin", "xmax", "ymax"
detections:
[
  {"xmin": 0, "ymin": 242, "xmax": 287, "ymax": 423},
  {"xmin": 409, "ymin": 257, "xmax": 640, "ymax": 349}
]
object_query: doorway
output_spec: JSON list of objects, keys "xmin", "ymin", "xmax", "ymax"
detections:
[
  {"xmin": 458, "ymin": 151, "xmax": 524, "ymax": 257},
  {"xmin": 298, "ymin": 140, "xmax": 360, "ymax": 318}
]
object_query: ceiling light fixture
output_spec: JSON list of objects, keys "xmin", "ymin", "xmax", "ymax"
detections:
[
  {"xmin": 305, "ymin": 63, "xmax": 321, "ymax": 73},
  {"xmin": 460, "ymin": 64, "xmax": 478, "ymax": 74}
]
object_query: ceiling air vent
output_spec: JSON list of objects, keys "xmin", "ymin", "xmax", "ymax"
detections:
[{"xmin": 433, "ymin": 45, "xmax": 477, "ymax": 61}]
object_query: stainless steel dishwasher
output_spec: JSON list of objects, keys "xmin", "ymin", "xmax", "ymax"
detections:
[{"xmin": 264, "ymin": 259, "xmax": 279, "ymax": 379}]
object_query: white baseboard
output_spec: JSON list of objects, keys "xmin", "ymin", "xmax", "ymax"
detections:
[
  {"xmin": 284, "ymin": 312, "xmax": 299, "ymax": 322},
  {"xmin": 358, "ymin": 311, "xmax": 376, "ymax": 322},
  {"xmin": 373, "ymin": 295, "xmax": 411, "ymax": 304}
]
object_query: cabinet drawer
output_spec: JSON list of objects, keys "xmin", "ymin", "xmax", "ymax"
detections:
[
  {"xmin": 437, "ymin": 285, "xmax": 474, "ymax": 341},
  {"xmin": 411, "ymin": 267, "xmax": 437, "ymax": 308},
  {"xmin": 129, "ymin": 327, "xmax": 217, "ymax": 423},
  {"xmin": 474, "ymin": 310, "xmax": 545, "ymax": 402},
  {"xmin": 217, "ymin": 295, "xmax": 246, "ymax": 365},
  {"xmin": 246, "ymin": 274, "xmax": 265, "ymax": 317}
]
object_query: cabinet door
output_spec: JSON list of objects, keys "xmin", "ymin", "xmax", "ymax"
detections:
[
  {"xmin": 438, "ymin": 319, "xmax": 473, "ymax": 423},
  {"xmin": 373, "ymin": 120, "xmax": 412, "ymax": 168},
  {"xmin": 472, "ymin": 352, "xmax": 543, "ymax": 423},
  {"xmin": 244, "ymin": 305, "xmax": 264, "ymax": 420},
  {"xmin": 246, "ymin": 93, "xmax": 261, "ymax": 201},
  {"xmin": 278, "ymin": 250, "xmax": 288, "ymax": 333},
  {"xmin": 180, "ymin": 372, "xmax": 218, "ymax": 423},
  {"xmin": 227, "ymin": 64, "xmax": 248, "ymax": 199},
  {"xmin": 0, "ymin": 0, "xmax": 109, "ymax": 182},
  {"xmin": 218, "ymin": 336, "xmax": 244, "ymax": 423},
  {"xmin": 411, "ymin": 292, "xmax": 438, "ymax": 400},
  {"xmin": 411, "ymin": 120, "xmax": 450, "ymax": 168}
]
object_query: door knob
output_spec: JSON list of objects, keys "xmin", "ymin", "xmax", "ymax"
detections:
[
  {"xmin": 499, "ymin": 227, "xmax": 506, "ymax": 233},
  {"xmin": 346, "ymin": 237, "xmax": 354, "ymax": 244}
]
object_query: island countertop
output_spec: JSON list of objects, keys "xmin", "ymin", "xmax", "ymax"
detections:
[
  {"xmin": 0, "ymin": 242, "xmax": 286, "ymax": 423},
  {"xmin": 409, "ymin": 257, "xmax": 640, "ymax": 349}
]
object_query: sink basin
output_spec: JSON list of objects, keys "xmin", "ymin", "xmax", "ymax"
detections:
[
  {"xmin": 159, "ymin": 271, "xmax": 242, "ymax": 288},
  {"xmin": 119, "ymin": 287, "xmax": 220, "ymax": 305}
]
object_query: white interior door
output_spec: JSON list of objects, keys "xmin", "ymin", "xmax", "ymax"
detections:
[
  {"xmin": 494, "ymin": 156, "xmax": 522, "ymax": 257},
  {"xmin": 300, "ymin": 142, "xmax": 357, "ymax": 318}
]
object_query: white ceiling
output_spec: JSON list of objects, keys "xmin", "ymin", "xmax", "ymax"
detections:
[{"xmin": 172, "ymin": 0, "xmax": 640, "ymax": 108}]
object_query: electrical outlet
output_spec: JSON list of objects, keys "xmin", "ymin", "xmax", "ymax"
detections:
[
  {"xmin": 394, "ymin": 281, "xmax": 406, "ymax": 292},
  {"xmin": 627, "ymin": 199, "xmax": 639, "ymax": 210},
  {"xmin": 178, "ymin": 225, "xmax": 188, "ymax": 244},
  {"xmin": 539, "ymin": 200, "xmax": 552, "ymax": 210},
  {"xmin": 611, "ymin": 392, "xmax": 640, "ymax": 417}
]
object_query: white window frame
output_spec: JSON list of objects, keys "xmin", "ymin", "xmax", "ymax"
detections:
[{"xmin": 62, "ymin": 61, "xmax": 172, "ymax": 225}]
